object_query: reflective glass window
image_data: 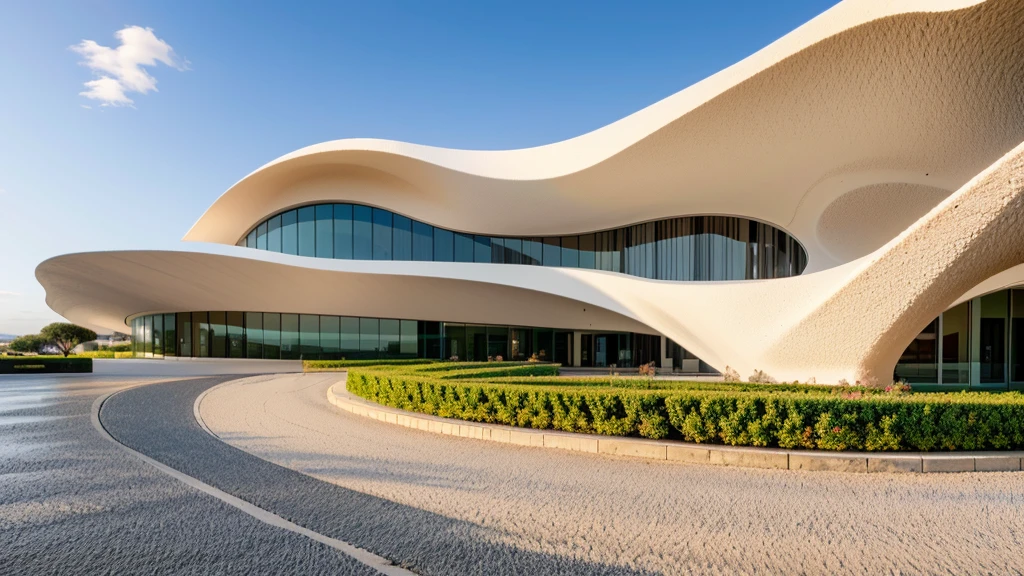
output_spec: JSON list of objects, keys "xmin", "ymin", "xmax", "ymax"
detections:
[
  {"xmin": 400, "ymin": 320, "xmax": 417, "ymax": 355},
  {"xmin": 1012, "ymin": 290, "xmax": 1024, "ymax": 384},
  {"xmin": 300, "ymin": 314, "xmax": 319, "ymax": 359},
  {"xmin": 380, "ymin": 319, "xmax": 400, "ymax": 356},
  {"xmin": 978, "ymin": 291, "xmax": 1008, "ymax": 387},
  {"xmin": 334, "ymin": 204, "xmax": 353, "ymax": 259},
  {"xmin": 320, "ymin": 316, "xmax": 340, "ymax": 359},
  {"xmin": 413, "ymin": 221, "xmax": 433, "ymax": 261},
  {"xmin": 341, "ymin": 317, "xmax": 359, "ymax": 352},
  {"xmin": 193, "ymin": 312, "xmax": 209, "ymax": 358},
  {"xmin": 474, "ymin": 235, "xmax": 490, "ymax": 263},
  {"xmin": 280, "ymin": 314, "xmax": 300, "ymax": 360},
  {"xmin": 393, "ymin": 214, "xmax": 412, "ymax": 261},
  {"xmin": 227, "ymin": 312, "xmax": 244, "ymax": 358},
  {"xmin": 543, "ymin": 237, "xmax": 560, "ymax": 267},
  {"xmin": 268, "ymin": 215, "xmax": 282, "ymax": 253},
  {"xmin": 503, "ymin": 238, "xmax": 522, "ymax": 265},
  {"xmin": 246, "ymin": 312, "xmax": 263, "ymax": 359},
  {"xmin": 372, "ymin": 208, "xmax": 392, "ymax": 260},
  {"xmin": 256, "ymin": 222, "xmax": 268, "ymax": 250},
  {"xmin": 579, "ymin": 233, "xmax": 595, "ymax": 269},
  {"xmin": 315, "ymin": 205, "xmax": 333, "ymax": 258},
  {"xmin": 466, "ymin": 325, "xmax": 486, "ymax": 361},
  {"xmin": 444, "ymin": 323, "xmax": 466, "ymax": 360},
  {"xmin": 359, "ymin": 318, "xmax": 379, "ymax": 354},
  {"xmin": 561, "ymin": 236, "xmax": 579, "ymax": 268},
  {"xmin": 434, "ymin": 228, "xmax": 454, "ymax": 262},
  {"xmin": 164, "ymin": 313, "xmax": 176, "ymax": 357},
  {"xmin": 246, "ymin": 230, "xmax": 256, "ymax": 249},
  {"xmin": 144, "ymin": 316, "xmax": 153, "ymax": 357},
  {"xmin": 152, "ymin": 314, "xmax": 163, "ymax": 356},
  {"xmin": 298, "ymin": 206, "xmax": 315, "ymax": 257},
  {"xmin": 522, "ymin": 238, "xmax": 541, "ymax": 265},
  {"xmin": 894, "ymin": 319, "xmax": 937, "ymax": 384},
  {"xmin": 210, "ymin": 311, "xmax": 226, "ymax": 358},
  {"xmin": 490, "ymin": 237, "xmax": 504, "ymax": 264},
  {"xmin": 281, "ymin": 210, "xmax": 298, "ymax": 255},
  {"xmin": 177, "ymin": 314, "xmax": 191, "ymax": 357},
  {"xmin": 263, "ymin": 313, "xmax": 281, "ymax": 360},
  {"xmin": 454, "ymin": 233, "xmax": 474, "ymax": 263},
  {"xmin": 941, "ymin": 302, "xmax": 969, "ymax": 385},
  {"xmin": 353, "ymin": 206, "xmax": 373, "ymax": 260}
]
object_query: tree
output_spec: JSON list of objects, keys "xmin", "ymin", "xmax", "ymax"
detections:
[
  {"xmin": 8, "ymin": 333, "xmax": 49, "ymax": 354},
  {"xmin": 39, "ymin": 323, "xmax": 97, "ymax": 357}
]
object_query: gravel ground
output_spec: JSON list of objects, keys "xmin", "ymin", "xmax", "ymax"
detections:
[
  {"xmin": 201, "ymin": 373, "xmax": 1024, "ymax": 576},
  {"xmin": 0, "ymin": 373, "xmax": 377, "ymax": 575}
]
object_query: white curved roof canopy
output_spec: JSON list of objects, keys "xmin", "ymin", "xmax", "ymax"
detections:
[{"xmin": 184, "ymin": 0, "xmax": 1024, "ymax": 274}]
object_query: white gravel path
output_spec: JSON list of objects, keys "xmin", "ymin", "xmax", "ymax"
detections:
[{"xmin": 200, "ymin": 373, "xmax": 1024, "ymax": 575}]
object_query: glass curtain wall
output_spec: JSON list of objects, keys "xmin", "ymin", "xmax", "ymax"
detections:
[
  {"xmin": 242, "ymin": 204, "xmax": 807, "ymax": 281},
  {"xmin": 896, "ymin": 288, "xmax": 1024, "ymax": 391}
]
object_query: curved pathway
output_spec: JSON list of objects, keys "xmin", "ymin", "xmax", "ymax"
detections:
[{"xmin": 201, "ymin": 373, "xmax": 1024, "ymax": 575}]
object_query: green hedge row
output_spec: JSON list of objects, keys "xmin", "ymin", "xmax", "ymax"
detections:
[
  {"xmin": 0, "ymin": 356, "xmax": 93, "ymax": 374},
  {"xmin": 304, "ymin": 359, "xmax": 437, "ymax": 371},
  {"xmin": 77, "ymin": 350, "xmax": 115, "ymax": 358},
  {"xmin": 346, "ymin": 371, "xmax": 1024, "ymax": 451}
]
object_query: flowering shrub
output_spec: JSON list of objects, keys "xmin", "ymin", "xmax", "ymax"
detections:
[
  {"xmin": 748, "ymin": 369, "xmax": 777, "ymax": 384},
  {"xmin": 722, "ymin": 366, "xmax": 741, "ymax": 382}
]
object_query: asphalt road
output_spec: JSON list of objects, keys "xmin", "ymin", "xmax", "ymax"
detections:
[{"xmin": 0, "ymin": 373, "xmax": 377, "ymax": 575}]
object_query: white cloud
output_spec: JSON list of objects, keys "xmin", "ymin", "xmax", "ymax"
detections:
[
  {"xmin": 0, "ymin": 291, "xmax": 22, "ymax": 297},
  {"xmin": 71, "ymin": 25, "xmax": 187, "ymax": 107}
]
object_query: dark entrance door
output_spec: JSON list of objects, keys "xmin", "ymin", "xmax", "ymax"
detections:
[{"xmin": 979, "ymin": 317, "xmax": 1006, "ymax": 384}]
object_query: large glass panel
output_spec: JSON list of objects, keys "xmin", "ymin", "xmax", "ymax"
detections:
[
  {"xmin": 334, "ymin": 204, "xmax": 353, "ymax": 259},
  {"xmin": 268, "ymin": 214, "xmax": 282, "ymax": 253},
  {"xmin": 535, "ymin": 328, "xmax": 553, "ymax": 363},
  {"xmin": 359, "ymin": 318, "xmax": 379, "ymax": 356},
  {"xmin": 341, "ymin": 317, "xmax": 360, "ymax": 353},
  {"xmin": 490, "ymin": 237, "xmax": 504, "ymax": 264},
  {"xmin": 977, "ymin": 291, "xmax": 1008, "ymax": 388},
  {"xmin": 300, "ymin": 314, "xmax": 319, "ymax": 359},
  {"xmin": 413, "ymin": 221, "xmax": 433, "ymax": 261},
  {"xmin": 380, "ymin": 319, "xmax": 400, "ymax": 356},
  {"xmin": 315, "ymin": 205, "xmax": 333, "ymax": 258},
  {"xmin": 143, "ymin": 315, "xmax": 154, "ymax": 357},
  {"xmin": 940, "ymin": 303, "xmax": 969, "ymax": 385},
  {"xmin": 193, "ymin": 312, "xmax": 209, "ymax": 358},
  {"xmin": 400, "ymin": 320, "xmax": 417, "ymax": 355},
  {"xmin": 227, "ymin": 311, "xmax": 244, "ymax": 358},
  {"xmin": 474, "ymin": 235, "xmax": 490, "ymax": 263},
  {"xmin": 353, "ymin": 206, "xmax": 373, "ymax": 260},
  {"xmin": 152, "ymin": 314, "xmax": 163, "ymax": 357},
  {"xmin": 503, "ymin": 238, "xmax": 522, "ymax": 265},
  {"xmin": 177, "ymin": 314, "xmax": 191, "ymax": 357},
  {"xmin": 280, "ymin": 314, "xmax": 300, "ymax": 360},
  {"xmin": 894, "ymin": 319, "xmax": 937, "ymax": 384},
  {"xmin": 246, "ymin": 230, "xmax": 257, "ymax": 249},
  {"xmin": 209, "ymin": 311, "xmax": 226, "ymax": 358},
  {"xmin": 393, "ymin": 214, "xmax": 412, "ymax": 261},
  {"xmin": 263, "ymin": 313, "xmax": 281, "ymax": 360},
  {"xmin": 579, "ymin": 233, "xmax": 595, "ymax": 269},
  {"xmin": 487, "ymin": 326, "xmax": 508, "ymax": 360},
  {"xmin": 1013, "ymin": 290, "xmax": 1024, "ymax": 386},
  {"xmin": 543, "ymin": 238, "xmax": 560, "ymax": 267},
  {"xmin": 256, "ymin": 222, "xmax": 268, "ymax": 251},
  {"xmin": 561, "ymin": 236, "xmax": 579, "ymax": 268},
  {"xmin": 164, "ymin": 313, "xmax": 176, "ymax": 357},
  {"xmin": 434, "ymin": 228, "xmax": 454, "ymax": 262},
  {"xmin": 522, "ymin": 238, "xmax": 541, "ymax": 265},
  {"xmin": 298, "ymin": 206, "xmax": 315, "ymax": 257},
  {"xmin": 372, "ymin": 208, "xmax": 393, "ymax": 260},
  {"xmin": 454, "ymin": 233, "xmax": 474, "ymax": 263},
  {"xmin": 281, "ymin": 210, "xmax": 298, "ymax": 255},
  {"xmin": 246, "ymin": 312, "xmax": 263, "ymax": 359},
  {"xmin": 418, "ymin": 321, "xmax": 442, "ymax": 359},
  {"xmin": 444, "ymin": 323, "xmax": 466, "ymax": 361},
  {"xmin": 320, "ymin": 316, "xmax": 340, "ymax": 359},
  {"xmin": 466, "ymin": 325, "xmax": 486, "ymax": 361}
]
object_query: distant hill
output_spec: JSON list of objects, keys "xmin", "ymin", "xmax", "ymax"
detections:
[{"xmin": 0, "ymin": 333, "xmax": 20, "ymax": 342}]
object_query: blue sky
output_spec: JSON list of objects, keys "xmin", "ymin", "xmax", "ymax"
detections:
[{"xmin": 0, "ymin": 0, "xmax": 837, "ymax": 335}]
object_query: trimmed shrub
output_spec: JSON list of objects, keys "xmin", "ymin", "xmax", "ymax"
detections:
[
  {"xmin": 114, "ymin": 351, "xmax": 135, "ymax": 359},
  {"xmin": 0, "ymin": 356, "xmax": 92, "ymax": 374},
  {"xmin": 345, "ymin": 365, "xmax": 1024, "ymax": 452},
  {"xmin": 304, "ymin": 358, "xmax": 437, "ymax": 371},
  {"xmin": 78, "ymin": 350, "xmax": 115, "ymax": 359}
]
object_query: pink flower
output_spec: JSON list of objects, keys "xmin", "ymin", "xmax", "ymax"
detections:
[{"xmin": 832, "ymin": 426, "xmax": 841, "ymax": 433}]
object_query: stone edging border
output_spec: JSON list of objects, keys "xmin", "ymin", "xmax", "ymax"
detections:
[{"xmin": 328, "ymin": 382, "xmax": 1024, "ymax": 474}]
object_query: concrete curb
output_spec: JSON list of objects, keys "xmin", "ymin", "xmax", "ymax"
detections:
[{"xmin": 328, "ymin": 383, "xmax": 1024, "ymax": 474}]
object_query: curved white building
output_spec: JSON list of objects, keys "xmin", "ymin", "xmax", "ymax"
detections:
[{"xmin": 37, "ymin": 0, "xmax": 1024, "ymax": 388}]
